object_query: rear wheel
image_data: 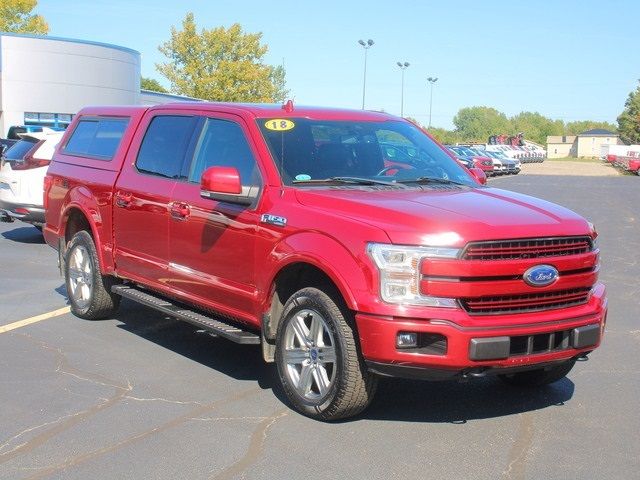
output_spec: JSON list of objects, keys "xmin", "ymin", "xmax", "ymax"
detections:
[
  {"xmin": 275, "ymin": 287, "xmax": 377, "ymax": 421},
  {"xmin": 498, "ymin": 360, "xmax": 575, "ymax": 387},
  {"xmin": 65, "ymin": 230, "xmax": 120, "ymax": 320}
]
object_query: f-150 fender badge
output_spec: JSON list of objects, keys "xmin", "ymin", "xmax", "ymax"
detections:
[{"xmin": 261, "ymin": 214, "xmax": 287, "ymax": 227}]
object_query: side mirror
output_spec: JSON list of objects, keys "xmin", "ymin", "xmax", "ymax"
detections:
[
  {"xmin": 469, "ymin": 167, "xmax": 487, "ymax": 185},
  {"xmin": 200, "ymin": 166, "xmax": 253, "ymax": 205},
  {"xmin": 201, "ymin": 166, "xmax": 242, "ymax": 194}
]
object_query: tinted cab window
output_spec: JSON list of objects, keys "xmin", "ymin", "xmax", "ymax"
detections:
[
  {"xmin": 189, "ymin": 118, "xmax": 260, "ymax": 187},
  {"xmin": 136, "ymin": 116, "xmax": 197, "ymax": 179}
]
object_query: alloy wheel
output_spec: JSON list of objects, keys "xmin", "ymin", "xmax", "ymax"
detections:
[{"xmin": 282, "ymin": 309, "xmax": 337, "ymax": 401}]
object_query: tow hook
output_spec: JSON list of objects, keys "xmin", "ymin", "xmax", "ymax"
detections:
[
  {"xmin": 460, "ymin": 367, "xmax": 488, "ymax": 380},
  {"xmin": 576, "ymin": 353, "xmax": 590, "ymax": 362}
]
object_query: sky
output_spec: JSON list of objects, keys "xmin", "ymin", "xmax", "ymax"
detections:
[{"xmin": 37, "ymin": 0, "xmax": 639, "ymax": 129}]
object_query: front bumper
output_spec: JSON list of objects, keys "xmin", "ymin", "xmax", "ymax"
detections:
[
  {"xmin": 356, "ymin": 283, "xmax": 607, "ymax": 379},
  {"xmin": 0, "ymin": 198, "xmax": 45, "ymax": 225}
]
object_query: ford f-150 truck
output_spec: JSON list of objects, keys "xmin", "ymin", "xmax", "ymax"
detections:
[{"xmin": 44, "ymin": 102, "xmax": 607, "ymax": 420}]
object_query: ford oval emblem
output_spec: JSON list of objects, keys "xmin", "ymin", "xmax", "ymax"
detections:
[{"xmin": 523, "ymin": 265, "xmax": 559, "ymax": 287}]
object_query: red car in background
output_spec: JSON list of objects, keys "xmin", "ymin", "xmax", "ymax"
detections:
[{"xmin": 447, "ymin": 146, "xmax": 495, "ymax": 176}]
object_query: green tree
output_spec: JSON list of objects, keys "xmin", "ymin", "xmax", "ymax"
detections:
[
  {"xmin": 0, "ymin": 0, "xmax": 48, "ymax": 34},
  {"xmin": 270, "ymin": 65, "xmax": 287, "ymax": 103},
  {"xmin": 565, "ymin": 120, "xmax": 617, "ymax": 136},
  {"xmin": 617, "ymin": 81, "xmax": 640, "ymax": 144},
  {"xmin": 453, "ymin": 106, "xmax": 511, "ymax": 142},
  {"xmin": 427, "ymin": 127, "xmax": 461, "ymax": 145},
  {"xmin": 156, "ymin": 13, "xmax": 288, "ymax": 102},
  {"xmin": 140, "ymin": 76, "xmax": 168, "ymax": 93},
  {"xmin": 510, "ymin": 111, "xmax": 564, "ymax": 145}
]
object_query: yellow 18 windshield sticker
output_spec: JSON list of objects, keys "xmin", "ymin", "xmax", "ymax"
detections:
[{"xmin": 265, "ymin": 119, "xmax": 295, "ymax": 131}]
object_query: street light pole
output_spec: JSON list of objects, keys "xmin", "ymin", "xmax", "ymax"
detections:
[
  {"xmin": 427, "ymin": 76, "xmax": 438, "ymax": 128},
  {"xmin": 396, "ymin": 61, "xmax": 410, "ymax": 117},
  {"xmin": 358, "ymin": 39, "xmax": 374, "ymax": 110}
]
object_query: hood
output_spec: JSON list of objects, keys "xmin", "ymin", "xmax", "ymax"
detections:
[{"xmin": 294, "ymin": 186, "xmax": 591, "ymax": 246}]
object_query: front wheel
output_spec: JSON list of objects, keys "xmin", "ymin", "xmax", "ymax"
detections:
[
  {"xmin": 498, "ymin": 360, "xmax": 575, "ymax": 387},
  {"xmin": 65, "ymin": 230, "xmax": 120, "ymax": 320},
  {"xmin": 275, "ymin": 287, "xmax": 377, "ymax": 421}
]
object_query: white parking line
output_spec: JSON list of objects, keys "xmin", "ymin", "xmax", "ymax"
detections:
[{"xmin": 0, "ymin": 306, "xmax": 71, "ymax": 334}]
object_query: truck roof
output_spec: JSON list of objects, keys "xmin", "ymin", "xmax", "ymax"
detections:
[{"xmin": 76, "ymin": 102, "xmax": 396, "ymax": 122}]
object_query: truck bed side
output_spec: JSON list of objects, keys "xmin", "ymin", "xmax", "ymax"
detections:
[{"xmin": 44, "ymin": 106, "xmax": 148, "ymax": 274}]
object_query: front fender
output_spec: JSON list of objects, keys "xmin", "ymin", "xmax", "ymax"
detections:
[{"xmin": 261, "ymin": 232, "xmax": 375, "ymax": 312}]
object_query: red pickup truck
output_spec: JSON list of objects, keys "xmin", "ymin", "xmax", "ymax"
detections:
[{"xmin": 44, "ymin": 102, "xmax": 607, "ymax": 420}]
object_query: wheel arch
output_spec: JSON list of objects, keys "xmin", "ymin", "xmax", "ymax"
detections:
[
  {"xmin": 261, "ymin": 233, "xmax": 372, "ymax": 346},
  {"xmin": 60, "ymin": 202, "xmax": 109, "ymax": 273}
]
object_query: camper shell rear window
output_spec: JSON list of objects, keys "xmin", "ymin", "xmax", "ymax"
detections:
[{"xmin": 63, "ymin": 117, "xmax": 129, "ymax": 160}]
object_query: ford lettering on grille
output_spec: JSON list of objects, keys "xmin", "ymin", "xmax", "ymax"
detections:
[{"xmin": 523, "ymin": 265, "xmax": 559, "ymax": 287}]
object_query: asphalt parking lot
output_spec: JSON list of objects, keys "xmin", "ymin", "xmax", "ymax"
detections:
[{"xmin": 1, "ymin": 174, "xmax": 638, "ymax": 480}]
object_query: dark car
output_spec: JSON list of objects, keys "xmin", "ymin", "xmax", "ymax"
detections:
[
  {"xmin": 6, "ymin": 125, "xmax": 65, "ymax": 140},
  {"xmin": 0, "ymin": 139, "xmax": 17, "ymax": 155}
]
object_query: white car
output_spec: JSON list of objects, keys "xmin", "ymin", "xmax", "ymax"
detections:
[{"xmin": 0, "ymin": 130, "xmax": 63, "ymax": 229}]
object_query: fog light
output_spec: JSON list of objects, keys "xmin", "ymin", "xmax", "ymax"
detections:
[{"xmin": 396, "ymin": 332, "xmax": 418, "ymax": 348}]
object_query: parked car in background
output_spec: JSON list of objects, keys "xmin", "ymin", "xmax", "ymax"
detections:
[
  {"xmin": 6, "ymin": 125, "xmax": 65, "ymax": 140},
  {"xmin": 615, "ymin": 155, "xmax": 640, "ymax": 175},
  {"xmin": 498, "ymin": 156, "xmax": 519, "ymax": 174},
  {"xmin": 455, "ymin": 156, "xmax": 473, "ymax": 169},
  {"xmin": 1, "ymin": 139, "xmax": 17, "ymax": 155},
  {"xmin": 0, "ymin": 131, "xmax": 64, "ymax": 229},
  {"xmin": 484, "ymin": 150, "xmax": 521, "ymax": 174},
  {"xmin": 447, "ymin": 146, "xmax": 495, "ymax": 176},
  {"xmin": 462, "ymin": 146, "xmax": 507, "ymax": 175}
]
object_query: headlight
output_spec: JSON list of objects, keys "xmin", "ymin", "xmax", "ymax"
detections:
[
  {"xmin": 587, "ymin": 221, "xmax": 598, "ymax": 247},
  {"xmin": 367, "ymin": 243, "xmax": 460, "ymax": 307}
]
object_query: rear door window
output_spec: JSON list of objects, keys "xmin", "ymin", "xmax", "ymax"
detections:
[
  {"xmin": 64, "ymin": 118, "xmax": 129, "ymax": 160},
  {"xmin": 135, "ymin": 115, "xmax": 198, "ymax": 179}
]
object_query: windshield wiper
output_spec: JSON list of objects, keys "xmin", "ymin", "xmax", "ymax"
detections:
[
  {"xmin": 398, "ymin": 176, "xmax": 466, "ymax": 186},
  {"xmin": 293, "ymin": 176, "xmax": 405, "ymax": 187}
]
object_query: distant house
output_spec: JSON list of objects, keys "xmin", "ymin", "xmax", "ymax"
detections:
[
  {"xmin": 546, "ymin": 129, "xmax": 622, "ymax": 158},
  {"xmin": 546, "ymin": 135, "xmax": 577, "ymax": 158},
  {"xmin": 576, "ymin": 129, "xmax": 622, "ymax": 157}
]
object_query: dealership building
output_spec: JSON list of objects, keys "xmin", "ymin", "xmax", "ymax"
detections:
[{"xmin": 0, "ymin": 33, "xmax": 196, "ymax": 137}]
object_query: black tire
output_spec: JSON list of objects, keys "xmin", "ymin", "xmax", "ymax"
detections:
[
  {"xmin": 64, "ymin": 230, "xmax": 120, "ymax": 320},
  {"xmin": 498, "ymin": 360, "xmax": 575, "ymax": 387},
  {"xmin": 275, "ymin": 287, "xmax": 377, "ymax": 421}
]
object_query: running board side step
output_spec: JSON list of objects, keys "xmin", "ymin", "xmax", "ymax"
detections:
[{"xmin": 111, "ymin": 285, "xmax": 260, "ymax": 345}]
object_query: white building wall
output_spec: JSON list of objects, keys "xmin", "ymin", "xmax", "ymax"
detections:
[
  {"xmin": 0, "ymin": 34, "xmax": 141, "ymax": 136},
  {"xmin": 139, "ymin": 89, "xmax": 202, "ymax": 106}
]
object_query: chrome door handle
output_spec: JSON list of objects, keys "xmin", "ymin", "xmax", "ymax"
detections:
[
  {"xmin": 170, "ymin": 202, "xmax": 191, "ymax": 220},
  {"xmin": 115, "ymin": 192, "xmax": 132, "ymax": 208}
]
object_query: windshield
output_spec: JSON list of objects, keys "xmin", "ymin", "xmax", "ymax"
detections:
[
  {"xmin": 258, "ymin": 119, "xmax": 475, "ymax": 186},
  {"xmin": 469, "ymin": 148, "xmax": 487, "ymax": 156}
]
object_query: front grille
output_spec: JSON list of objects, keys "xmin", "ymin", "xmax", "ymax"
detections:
[
  {"xmin": 462, "ymin": 236, "xmax": 593, "ymax": 261},
  {"xmin": 461, "ymin": 287, "xmax": 591, "ymax": 315},
  {"xmin": 509, "ymin": 328, "xmax": 572, "ymax": 356}
]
